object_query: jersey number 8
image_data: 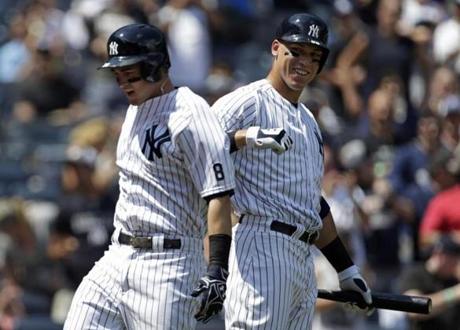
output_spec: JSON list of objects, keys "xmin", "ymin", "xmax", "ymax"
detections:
[{"xmin": 213, "ymin": 163, "xmax": 225, "ymax": 181}]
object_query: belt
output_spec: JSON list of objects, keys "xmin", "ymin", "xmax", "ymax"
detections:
[
  {"xmin": 118, "ymin": 232, "xmax": 181, "ymax": 249},
  {"xmin": 270, "ymin": 220, "xmax": 319, "ymax": 245},
  {"xmin": 239, "ymin": 216, "xmax": 319, "ymax": 245}
]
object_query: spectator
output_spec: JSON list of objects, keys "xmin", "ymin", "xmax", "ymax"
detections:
[
  {"xmin": 352, "ymin": 88, "xmax": 399, "ymax": 153},
  {"xmin": 0, "ymin": 198, "xmax": 61, "ymax": 329},
  {"xmin": 439, "ymin": 95, "xmax": 460, "ymax": 152},
  {"xmin": 400, "ymin": 0, "xmax": 446, "ymax": 30},
  {"xmin": 387, "ymin": 113, "xmax": 447, "ymax": 260},
  {"xmin": 358, "ymin": 0, "xmax": 427, "ymax": 109},
  {"xmin": 419, "ymin": 148, "xmax": 460, "ymax": 251},
  {"xmin": 424, "ymin": 66, "xmax": 459, "ymax": 117},
  {"xmin": 12, "ymin": 47, "xmax": 80, "ymax": 122},
  {"xmin": 321, "ymin": 2, "xmax": 369, "ymax": 121},
  {"xmin": 0, "ymin": 11, "xmax": 31, "ymax": 120},
  {"xmin": 156, "ymin": 0, "xmax": 212, "ymax": 92},
  {"xmin": 432, "ymin": 0, "xmax": 460, "ymax": 73},
  {"xmin": 0, "ymin": 12, "xmax": 31, "ymax": 84},
  {"xmin": 398, "ymin": 235, "xmax": 460, "ymax": 330}
]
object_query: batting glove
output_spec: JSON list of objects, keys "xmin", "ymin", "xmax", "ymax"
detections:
[
  {"xmin": 246, "ymin": 126, "xmax": 293, "ymax": 154},
  {"xmin": 191, "ymin": 265, "xmax": 228, "ymax": 323},
  {"xmin": 338, "ymin": 265, "xmax": 375, "ymax": 315}
]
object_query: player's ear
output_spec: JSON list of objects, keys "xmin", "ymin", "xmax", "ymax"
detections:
[{"xmin": 272, "ymin": 40, "xmax": 281, "ymax": 57}]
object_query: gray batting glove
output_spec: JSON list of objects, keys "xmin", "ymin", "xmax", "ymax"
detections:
[
  {"xmin": 338, "ymin": 265, "xmax": 375, "ymax": 315},
  {"xmin": 246, "ymin": 126, "xmax": 293, "ymax": 154}
]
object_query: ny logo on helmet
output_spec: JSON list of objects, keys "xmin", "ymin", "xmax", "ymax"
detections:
[
  {"xmin": 109, "ymin": 41, "xmax": 118, "ymax": 55},
  {"xmin": 308, "ymin": 24, "xmax": 320, "ymax": 38}
]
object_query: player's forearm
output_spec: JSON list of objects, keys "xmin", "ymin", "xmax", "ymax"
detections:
[
  {"xmin": 314, "ymin": 212, "xmax": 338, "ymax": 249},
  {"xmin": 206, "ymin": 195, "xmax": 232, "ymax": 270},
  {"xmin": 207, "ymin": 195, "xmax": 232, "ymax": 236},
  {"xmin": 316, "ymin": 212, "xmax": 355, "ymax": 274}
]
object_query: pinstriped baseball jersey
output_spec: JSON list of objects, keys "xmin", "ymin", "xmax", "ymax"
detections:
[
  {"xmin": 114, "ymin": 86, "xmax": 235, "ymax": 238},
  {"xmin": 213, "ymin": 79, "xmax": 323, "ymax": 232}
]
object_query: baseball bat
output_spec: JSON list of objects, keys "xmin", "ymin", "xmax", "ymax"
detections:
[{"xmin": 317, "ymin": 289, "xmax": 432, "ymax": 314}]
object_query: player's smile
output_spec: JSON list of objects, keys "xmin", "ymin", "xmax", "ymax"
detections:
[
  {"xmin": 290, "ymin": 64, "xmax": 314, "ymax": 81},
  {"xmin": 286, "ymin": 62, "xmax": 316, "ymax": 90}
]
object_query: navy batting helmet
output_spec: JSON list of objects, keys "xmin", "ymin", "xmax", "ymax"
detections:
[
  {"xmin": 100, "ymin": 23, "xmax": 170, "ymax": 82},
  {"xmin": 275, "ymin": 13, "xmax": 329, "ymax": 73}
]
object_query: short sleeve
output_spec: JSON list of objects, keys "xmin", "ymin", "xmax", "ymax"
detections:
[{"xmin": 177, "ymin": 104, "xmax": 235, "ymax": 198}]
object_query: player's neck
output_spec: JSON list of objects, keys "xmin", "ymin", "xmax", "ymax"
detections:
[
  {"xmin": 147, "ymin": 78, "xmax": 174, "ymax": 100},
  {"xmin": 158, "ymin": 78, "xmax": 174, "ymax": 96}
]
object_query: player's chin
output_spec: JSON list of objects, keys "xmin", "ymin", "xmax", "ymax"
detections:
[
  {"xmin": 288, "ymin": 74, "xmax": 312, "ymax": 90},
  {"xmin": 125, "ymin": 93, "xmax": 141, "ymax": 106},
  {"xmin": 288, "ymin": 79, "xmax": 307, "ymax": 91}
]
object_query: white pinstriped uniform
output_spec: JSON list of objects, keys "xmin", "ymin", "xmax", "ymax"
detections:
[
  {"xmin": 212, "ymin": 79, "xmax": 324, "ymax": 329},
  {"xmin": 65, "ymin": 87, "xmax": 235, "ymax": 330}
]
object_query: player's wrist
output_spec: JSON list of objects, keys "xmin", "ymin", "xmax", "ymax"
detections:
[
  {"xmin": 338, "ymin": 265, "xmax": 359, "ymax": 281},
  {"xmin": 319, "ymin": 196, "xmax": 330, "ymax": 219},
  {"xmin": 320, "ymin": 236, "xmax": 354, "ymax": 273},
  {"xmin": 245, "ymin": 126, "xmax": 261, "ymax": 148},
  {"xmin": 208, "ymin": 234, "xmax": 231, "ymax": 271}
]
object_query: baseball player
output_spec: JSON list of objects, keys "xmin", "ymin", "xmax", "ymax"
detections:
[
  {"xmin": 212, "ymin": 13, "xmax": 374, "ymax": 329},
  {"xmin": 64, "ymin": 23, "xmax": 236, "ymax": 329}
]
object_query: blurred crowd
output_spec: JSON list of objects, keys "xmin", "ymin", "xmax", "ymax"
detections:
[{"xmin": 0, "ymin": 0, "xmax": 459, "ymax": 329}]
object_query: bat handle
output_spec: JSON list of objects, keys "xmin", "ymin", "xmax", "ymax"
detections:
[{"xmin": 317, "ymin": 289, "xmax": 432, "ymax": 315}]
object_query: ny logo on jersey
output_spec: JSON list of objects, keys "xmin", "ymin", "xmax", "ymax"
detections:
[
  {"xmin": 308, "ymin": 24, "xmax": 320, "ymax": 38},
  {"xmin": 109, "ymin": 41, "xmax": 118, "ymax": 55},
  {"xmin": 141, "ymin": 124, "xmax": 171, "ymax": 161}
]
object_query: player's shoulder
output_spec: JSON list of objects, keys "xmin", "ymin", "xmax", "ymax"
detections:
[
  {"xmin": 175, "ymin": 86, "xmax": 210, "ymax": 110},
  {"xmin": 173, "ymin": 87, "xmax": 210, "ymax": 118},
  {"xmin": 299, "ymin": 102, "xmax": 314, "ymax": 116},
  {"xmin": 299, "ymin": 102, "xmax": 318, "ymax": 122},
  {"xmin": 173, "ymin": 86, "xmax": 220, "ymax": 127},
  {"xmin": 211, "ymin": 79, "xmax": 267, "ymax": 110}
]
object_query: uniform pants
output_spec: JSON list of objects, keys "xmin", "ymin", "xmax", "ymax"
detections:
[
  {"xmin": 64, "ymin": 235, "xmax": 204, "ymax": 330},
  {"xmin": 224, "ymin": 220, "xmax": 317, "ymax": 330}
]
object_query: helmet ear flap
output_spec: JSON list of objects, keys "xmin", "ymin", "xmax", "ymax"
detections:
[
  {"xmin": 318, "ymin": 48, "xmax": 329, "ymax": 73},
  {"xmin": 140, "ymin": 62, "xmax": 158, "ymax": 82},
  {"xmin": 140, "ymin": 53, "xmax": 169, "ymax": 82}
]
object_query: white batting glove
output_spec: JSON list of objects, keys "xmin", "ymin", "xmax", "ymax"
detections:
[
  {"xmin": 246, "ymin": 126, "xmax": 293, "ymax": 154},
  {"xmin": 338, "ymin": 265, "xmax": 374, "ymax": 315}
]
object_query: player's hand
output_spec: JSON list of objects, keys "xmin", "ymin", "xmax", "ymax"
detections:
[
  {"xmin": 246, "ymin": 126, "xmax": 293, "ymax": 154},
  {"xmin": 338, "ymin": 265, "xmax": 375, "ymax": 315},
  {"xmin": 191, "ymin": 265, "xmax": 228, "ymax": 323}
]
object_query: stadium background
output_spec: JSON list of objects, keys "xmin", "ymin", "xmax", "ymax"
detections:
[{"xmin": 0, "ymin": 0, "xmax": 459, "ymax": 329}]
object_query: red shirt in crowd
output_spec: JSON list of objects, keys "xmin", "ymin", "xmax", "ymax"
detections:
[{"xmin": 420, "ymin": 184, "xmax": 460, "ymax": 236}]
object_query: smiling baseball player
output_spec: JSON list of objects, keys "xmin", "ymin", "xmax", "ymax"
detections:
[{"xmin": 212, "ymin": 13, "xmax": 373, "ymax": 329}]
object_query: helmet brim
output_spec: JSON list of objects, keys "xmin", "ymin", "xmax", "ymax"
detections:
[
  {"xmin": 98, "ymin": 55, "xmax": 147, "ymax": 70},
  {"xmin": 279, "ymin": 35, "xmax": 328, "ymax": 51}
]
